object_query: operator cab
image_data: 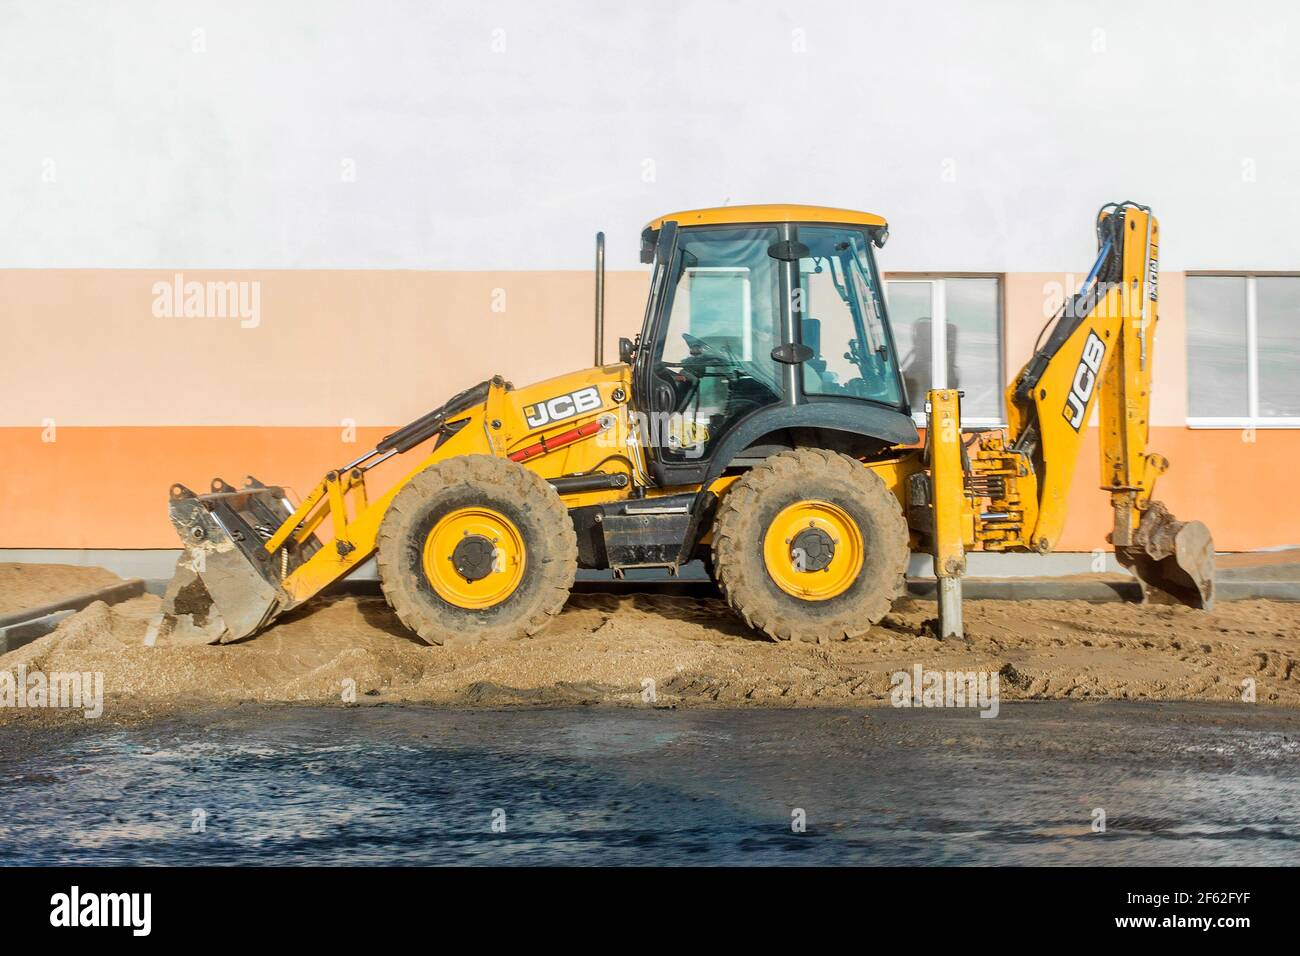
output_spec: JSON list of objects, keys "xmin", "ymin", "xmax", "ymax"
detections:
[{"xmin": 626, "ymin": 205, "xmax": 917, "ymax": 487}]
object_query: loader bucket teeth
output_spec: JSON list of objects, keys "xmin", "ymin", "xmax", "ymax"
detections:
[{"xmin": 1117, "ymin": 500, "xmax": 1215, "ymax": 610}]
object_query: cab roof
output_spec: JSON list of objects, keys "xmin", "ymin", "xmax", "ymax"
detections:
[{"xmin": 643, "ymin": 203, "xmax": 887, "ymax": 232}]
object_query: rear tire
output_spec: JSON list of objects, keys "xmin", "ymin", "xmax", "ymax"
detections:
[
  {"xmin": 712, "ymin": 448, "xmax": 908, "ymax": 642},
  {"xmin": 376, "ymin": 455, "xmax": 577, "ymax": 646}
]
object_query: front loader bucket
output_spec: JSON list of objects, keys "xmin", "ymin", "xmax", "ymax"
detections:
[
  {"xmin": 1117, "ymin": 500, "xmax": 1215, "ymax": 610},
  {"xmin": 159, "ymin": 478, "xmax": 319, "ymax": 644}
]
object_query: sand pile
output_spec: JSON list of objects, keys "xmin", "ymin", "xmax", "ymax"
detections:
[
  {"xmin": 1, "ymin": 570, "xmax": 1297, "ymax": 720},
  {"xmin": 0, "ymin": 563, "xmax": 123, "ymax": 616}
]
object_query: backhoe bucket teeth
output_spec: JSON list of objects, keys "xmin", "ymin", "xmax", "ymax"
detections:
[
  {"xmin": 158, "ymin": 479, "xmax": 318, "ymax": 644},
  {"xmin": 1117, "ymin": 500, "xmax": 1215, "ymax": 610}
]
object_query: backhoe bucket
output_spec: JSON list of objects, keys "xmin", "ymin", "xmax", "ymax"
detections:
[
  {"xmin": 159, "ymin": 478, "xmax": 317, "ymax": 644},
  {"xmin": 1117, "ymin": 500, "xmax": 1215, "ymax": 610}
]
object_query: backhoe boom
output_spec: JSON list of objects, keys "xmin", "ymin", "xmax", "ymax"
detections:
[{"xmin": 929, "ymin": 201, "xmax": 1214, "ymax": 615}]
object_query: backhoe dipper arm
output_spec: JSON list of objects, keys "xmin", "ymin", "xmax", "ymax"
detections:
[{"xmin": 1002, "ymin": 201, "xmax": 1213, "ymax": 607}]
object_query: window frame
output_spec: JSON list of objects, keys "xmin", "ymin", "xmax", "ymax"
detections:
[
  {"xmin": 883, "ymin": 273, "xmax": 1005, "ymax": 427},
  {"xmin": 680, "ymin": 265, "xmax": 754, "ymax": 361},
  {"xmin": 1185, "ymin": 271, "xmax": 1300, "ymax": 430}
]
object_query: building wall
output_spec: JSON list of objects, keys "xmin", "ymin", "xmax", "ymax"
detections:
[
  {"xmin": 3, "ymin": 266, "xmax": 1296, "ymax": 552},
  {"xmin": 3, "ymin": 0, "xmax": 1298, "ymax": 552}
]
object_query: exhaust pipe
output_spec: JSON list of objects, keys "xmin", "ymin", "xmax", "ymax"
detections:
[{"xmin": 594, "ymin": 230, "xmax": 605, "ymax": 365}]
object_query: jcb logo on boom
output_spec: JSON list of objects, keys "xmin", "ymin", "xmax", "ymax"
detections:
[
  {"xmin": 524, "ymin": 386, "xmax": 601, "ymax": 429},
  {"xmin": 1063, "ymin": 331, "xmax": 1106, "ymax": 431}
]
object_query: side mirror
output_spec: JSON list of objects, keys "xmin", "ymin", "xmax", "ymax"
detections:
[{"xmin": 619, "ymin": 337, "xmax": 636, "ymax": 364}]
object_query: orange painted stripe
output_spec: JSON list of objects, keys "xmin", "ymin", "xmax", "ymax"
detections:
[
  {"xmin": 2, "ymin": 426, "xmax": 397, "ymax": 549},
  {"xmin": 3, "ymin": 425, "xmax": 1297, "ymax": 551},
  {"xmin": 1058, "ymin": 427, "xmax": 1300, "ymax": 553}
]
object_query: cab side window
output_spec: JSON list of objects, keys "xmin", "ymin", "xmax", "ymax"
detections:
[{"xmin": 797, "ymin": 226, "xmax": 903, "ymax": 407}]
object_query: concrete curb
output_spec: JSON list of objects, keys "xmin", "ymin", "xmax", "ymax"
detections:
[
  {"xmin": 0, "ymin": 579, "xmax": 146, "ymax": 651},
  {"xmin": 906, "ymin": 578, "xmax": 1300, "ymax": 602},
  {"xmin": 905, "ymin": 577, "xmax": 1140, "ymax": 601},
  {"xmin": 314, "ymin": 575, "xmax": 1300, "ymax": 603}
]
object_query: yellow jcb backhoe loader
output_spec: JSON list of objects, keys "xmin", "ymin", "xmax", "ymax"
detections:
[{"xmin": 160, "ymin": 200, "xmax": 1213, "ymax": 646}]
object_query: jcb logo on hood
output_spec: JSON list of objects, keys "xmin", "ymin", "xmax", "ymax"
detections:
[
  {"xmin": 524, "ymin": 386, "xmax": 601, "ymax": 429},
  {"xmin": 1062, "ymin": 331, "xmax": 1106, "ymax": 431}
]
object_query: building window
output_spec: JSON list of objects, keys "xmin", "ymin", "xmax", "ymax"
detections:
[
  {"xmin": 885, "ymin": 276, "xmax": 1003, "ymax": 424},
  {"xmin": 1186, "ymin": 274, "xmax": 1300, "ymax": 427}
]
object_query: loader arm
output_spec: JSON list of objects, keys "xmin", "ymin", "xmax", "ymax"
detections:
[
  {"xmin": 161, "ymin": 369, "xmax": 633, "ymax": 643},
  {"xmin": 972, "ymin": 201, "xmax": 1213, "ymax": 606},
  {"xmin": 162, "ymin": 378, "xmax": 503, "ymax": 642}
]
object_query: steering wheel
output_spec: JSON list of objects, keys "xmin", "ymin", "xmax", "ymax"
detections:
[
  {"xmin": 674, "ymin": 333, "xmax": 740, "ymax": 378},
  {"xmin": 680, "ymin": 332, "xmax": 735, "ymax": 365},
  {"xmin": 654, "ymin": 364, "xmax": 697, "ymax": 414},
  {"xmin": 655, "ymin": 334, "xmax": 738, "ymax": 414}
]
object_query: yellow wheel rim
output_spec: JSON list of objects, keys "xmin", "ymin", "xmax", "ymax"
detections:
[
  {"xmin": 762, "ymin": 499, "xmax": 864, "ymax": 601},
  {"xmin": 421, "ymin": 507, "xmax": 526, "ymax": 610}
]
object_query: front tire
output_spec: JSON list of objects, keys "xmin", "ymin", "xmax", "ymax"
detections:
[
  {"xmin": 376, "ymin": 455, "xmax": 577, "ymax": 646},
  {"xmin": 711, "ymin": 448, "xmax": 909, "ymax": 642}
]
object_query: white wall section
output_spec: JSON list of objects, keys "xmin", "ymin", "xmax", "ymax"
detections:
[{"xmin": 1, "ymin": 0, "xmax": 1297, "ymax": 272}]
